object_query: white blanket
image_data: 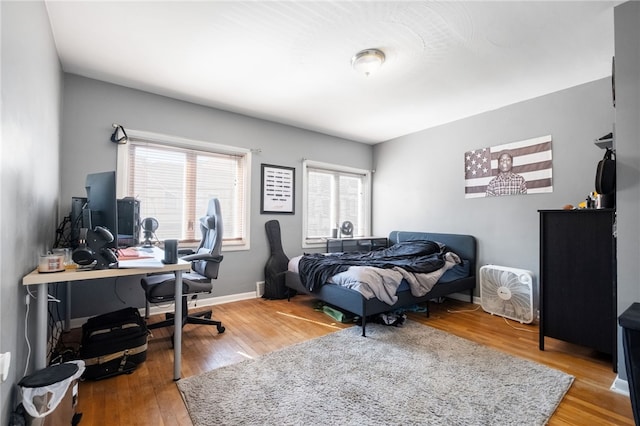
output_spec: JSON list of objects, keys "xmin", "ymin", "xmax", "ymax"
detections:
[{"xmin": 289, "ymin": 252, "xmax": 461, "ymax": 305}]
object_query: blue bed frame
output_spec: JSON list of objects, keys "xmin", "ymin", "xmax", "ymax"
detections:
[{"xmin": 285, "ymin": 230, "xmax": 477, "ymax": 336}]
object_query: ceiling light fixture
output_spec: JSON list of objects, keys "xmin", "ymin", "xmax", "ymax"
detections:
[{"xmin": 351, "ymin": 48, "xmax": 385, "ymax": 77}]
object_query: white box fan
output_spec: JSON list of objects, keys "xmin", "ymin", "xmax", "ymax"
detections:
[{"xmin": 480, "ymin": 265, "xmax": 534, "ymax": 324}]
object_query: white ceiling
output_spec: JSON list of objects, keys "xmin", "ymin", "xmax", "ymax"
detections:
[{"xmin": 44, "ymin": 1, "xmax": 621, "ymax": 144}]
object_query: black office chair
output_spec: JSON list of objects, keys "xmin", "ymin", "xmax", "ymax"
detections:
[{"xmin": 140, "ymin": 198, "xmax": 225, "ymax": 336}]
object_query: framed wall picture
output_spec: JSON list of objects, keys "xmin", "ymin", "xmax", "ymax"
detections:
[
  {"xmin": 464, "ymin": 135, "xmax": 553, "ymax": 198},
  {"xmin": 261, "ymin": 164, "xmax": 295, "ymax": 214}
]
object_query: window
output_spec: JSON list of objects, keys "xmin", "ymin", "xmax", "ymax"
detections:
[
  {"xmin": 302, "ymin": 160, "xmax": 371, "ymax": 247},
  {"xmin": 116, "ymin": 130, "xmax": 251, "ymax": 249}
]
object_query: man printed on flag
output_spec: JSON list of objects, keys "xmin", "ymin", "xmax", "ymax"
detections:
[
  {"xmin": 485, "ymin": 151, "xmax": 527, "ymax": 196},
  {"xmin": 464, "ymin": 135, "xmax": 553, "ymax": 198}
]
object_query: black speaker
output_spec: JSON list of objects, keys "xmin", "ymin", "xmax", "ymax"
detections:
[
  {"xmin": 163, "ymin": 239, "xmax": 178, "ymax": 264},
  {"xmin": 117, "ymin": 197, "xmax": 140, "ymax": 247}
]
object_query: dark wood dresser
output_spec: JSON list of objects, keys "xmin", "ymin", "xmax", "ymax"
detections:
[{"xmin": 538, "ymin": 209, "xmax": 617, "ymax": 370}]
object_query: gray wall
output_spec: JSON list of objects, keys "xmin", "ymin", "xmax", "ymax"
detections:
[
  {"xmin": 614, "ymin": 0, "xmax": 640, "ymax": 382},
  {"xmin": 60, "ymin": 74, "xmax": 373, "ymax": 317},
  {"xmin": 373, "ymin": 78, "xmax": 614, "ymax": 290},
  {"xmin": 1, "ymin": 1, "xmax": 63, "ymax": 422}
]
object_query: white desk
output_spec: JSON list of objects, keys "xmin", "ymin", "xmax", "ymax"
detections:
[{"xmin": 22, "ymin": 251, "xmax": 191, "ymax": 381}]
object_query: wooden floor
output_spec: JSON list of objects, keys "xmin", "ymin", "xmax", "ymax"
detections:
[{"xmin": 63, "ymin": 296, "xmax": 634, "ymax": 425}]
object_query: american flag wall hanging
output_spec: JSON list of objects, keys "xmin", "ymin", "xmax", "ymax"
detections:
[{"xmin": 464, "ymin": 135, "xmax": 553, "ymax": 198}]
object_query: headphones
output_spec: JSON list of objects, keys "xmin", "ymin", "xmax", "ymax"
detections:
[{"xmin": 72, "ymin": 226, "xmax": 118, "ymax": 269}]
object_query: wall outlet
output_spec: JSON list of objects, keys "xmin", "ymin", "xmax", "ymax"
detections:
[
  {"xmin": 0, "ymin": 352, "xmax": 10, "ymax": 383},
  {"xmin": 256, "ymin": 281, "xmax": 265, "ymax": 297}
]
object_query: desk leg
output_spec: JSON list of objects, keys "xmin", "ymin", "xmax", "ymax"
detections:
[
  {"xmin": 65, "ymin": 281, "xmax": 71, "ymax": 332},
  {"xmin": 173, "ymin": 270, "xmax": 183, "ymax": 381},
  {"xmin": 35, "ymin": 283, "xmax": 48, "ymax": 370}
]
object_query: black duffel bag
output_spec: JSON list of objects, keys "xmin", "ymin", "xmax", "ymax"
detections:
[{"xmin": 80, "ymin": 307, "xmax": 148, "ymax": 380}]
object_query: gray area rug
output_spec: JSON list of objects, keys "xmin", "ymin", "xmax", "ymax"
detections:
[{"xmin": 177, "ymin": 321, "xmax": 573, "ymax": 425}]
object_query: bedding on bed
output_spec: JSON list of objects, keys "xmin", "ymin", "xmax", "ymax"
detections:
[
  {"xmin": 291, "ymin": 240, "xmax": 467, "ymax": 305},
  {"xmin": 327, "ymin": 251, "xmax": 461, "ymax": 305}
]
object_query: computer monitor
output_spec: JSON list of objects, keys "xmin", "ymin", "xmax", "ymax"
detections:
[{"xmin": 84, "ymin": 171, "xmax": 118, "ymax": 249}]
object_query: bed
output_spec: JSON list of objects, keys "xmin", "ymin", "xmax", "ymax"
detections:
[{"xmin": 285, "ymin": 230, "xmax": 477, "ymax": 336}]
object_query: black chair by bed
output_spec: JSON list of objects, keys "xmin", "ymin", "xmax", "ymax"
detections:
[{"xmin": 140, "ymin": 198, "xmax": 226, "ymax": 336}]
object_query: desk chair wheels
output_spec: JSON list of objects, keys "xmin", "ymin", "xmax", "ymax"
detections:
[
  {"xmin": 148, "ymin": 312, "xmax": 225, "ymax": 348},
  {"xmin": 194, "ymin": 310, "xmax": 226, "ymax": 333},
  {"xmin": 145, "ymin": 294, "xmax": 225, "ymax": 348},
  {"xmin": 156, "ymin": 309, "xmax": 226, "ymax": 334}
]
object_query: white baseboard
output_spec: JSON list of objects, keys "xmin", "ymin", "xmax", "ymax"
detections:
[
  {"xmin": 64, "ymin": 290, "xmax": 473, "ymax": 330},
  {"xmin": 611, "ymin": 375, "xmax": 630, "ymax": 396},
  {"xmin": 67, "ymin": 291, "xmax": 258, "ymax": 330},
  {"xmin": 446, "ymin": 292, "xmax": 480, "ymax": 305}
]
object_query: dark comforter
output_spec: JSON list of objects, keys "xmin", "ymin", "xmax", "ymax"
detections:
[{"xmin": 298, "ymin": 240, "xmax": 448, "ymax": 291}]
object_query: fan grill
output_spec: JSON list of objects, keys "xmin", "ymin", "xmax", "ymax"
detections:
[{"xmin": 480, "ymin": 265, "xmax": 534, "ymax": 324}]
